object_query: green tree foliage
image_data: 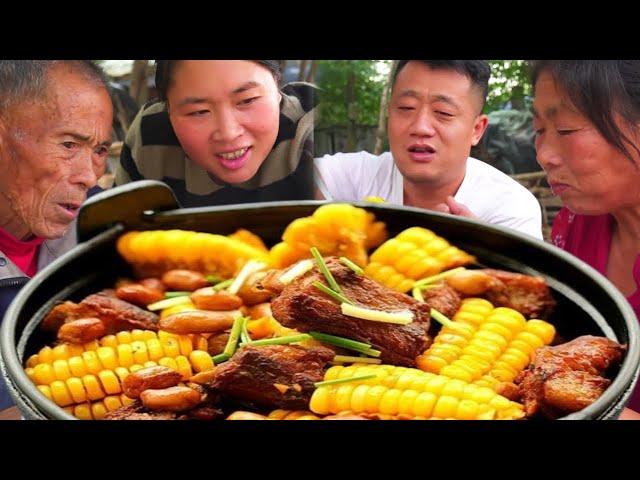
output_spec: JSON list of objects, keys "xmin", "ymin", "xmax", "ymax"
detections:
[
  {"xmin": 316, "ymin": 60, "xmax": 391, "ymax": 127},
  {"xmin": 485, "ymin": 60, "xmax": 532, "ymax": 113}
]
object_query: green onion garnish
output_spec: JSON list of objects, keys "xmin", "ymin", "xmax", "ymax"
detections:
[
  {"xmin": 412, "ymin": 286, "xmax": 424, "ymax": 302},
  {"xmin": 332, "ymin": 355, "xmax": 382, "ymax": 365},
  {"xmin": 241, "ymin": 334, "xmax": 312, "ymax": 347},
  {"xmin": 339, "ymin": 256, "xmax": 364, "ymax": 275},
  {"xmin": 206, "ymin": 274, "xmax": 223, "ymax": 285},
  {"xmin": 314, "ymin": 374, "xmax": 377, "ymax": 388},
  {"xmin": 164, "ymin": 291, "xmax": 191, "ymax": 299},
  {"xmin": 310, "ymin": 247, "xmax": 348, "ymax": 299},
  {"xmin": 312, "ymin": 281, "xmax": 353, "ymax": 305},
  {"xmin": 212, "ymin": 353, "xmax": 230, "ymax": 364},
  {"xmin": 212, "ymin": 278, "xmax": 234, "ymax": 291},
  {"xmin": 414, "ymin": 267, "xmax": 466, "ymax": 287},
  {"xmin": 223, "ymin": 316, "xmax": 244, "ymax": 357},
  {"xmin": 430, "ymin": 308, "xmax": 466, "ymax": 333},
  {"xmin": 240, "ymin": 317, "xmax": 251, "ymax": 344},
  {"xmin": 308, "ymin": 331, "xmax": 380, "ymax": 357}
]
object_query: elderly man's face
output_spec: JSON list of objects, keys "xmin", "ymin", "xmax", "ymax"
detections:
[{"xmin": 0, "ymin": 65, "xmax": 113, "ymax": 240}]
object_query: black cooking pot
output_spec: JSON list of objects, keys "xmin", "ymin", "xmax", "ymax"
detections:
[{"xmin": 2, "ymin": 181, "xmax": 638, "ymax": 420}]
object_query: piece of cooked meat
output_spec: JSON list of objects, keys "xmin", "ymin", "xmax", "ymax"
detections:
[
  {"xmin": 210, "ymin": 344, "xmax": 334, "ymax": 411},
  {"xmin": 271, "ymin": 257, "xmax": 459, "ymax": 366},
  {"xmin": 514, "ymin": 335, "xmax": 626, "ymax": 418},
  {"xmin": 77, "ymin": 293, "xmax": 159, "ymax": 332},
  {"xmin": 445, "ymin": 269, "xmax": 556, "ymax": 319},
  {"xmin": 104, "ymin": 401, "xmax": 179, "ymax": 420}
]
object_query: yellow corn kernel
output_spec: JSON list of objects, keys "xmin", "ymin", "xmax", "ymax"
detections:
[
  {"xmin": 33, "ymin": 363, "xmax": 56, "ymax": 385},
  {"xmin": 50, "ymin": 380, "xmax": 74, "ymax": 407},
  {"xmin": 52, "ymin": 344, "xmax": 71, "ymax": 361},
  {"xmin": 66, "ymin": 377, "xmax": 87, "ymax": 403},
  {"xmin": 177, "ymin": 336, "xmax": 193, "ymax": 356},
  {"xmin": 160, "ymin": 337, "xmax": 180, "ymax": 358},
  {"xmin": 363, "ymin": 385, "xmax": 387, "ymax": 414},
  {"xmin": 116, "ymin": 344, "xmax": 134, "ymax": 368},
  {"xmin": 175, "ymin": 355, "xmax": 192, "ymax": 380},
  {"xmin": 100, "ymin": 335, "xmax": 118, "ymax": 348},
  {"xmin": 194, "ymin": 335, "xmax": 209, "ymax": 352},
  {"xmin": 398, "ymin": 389, "xmax": 419, "ymax": 415},
  {"xmin": 157, "ymin": 330, "xmax": 176, "ymax": 341},
  {"xmin": 37, "ymin": 384, "xmax": 53, "ymax": 401},
  {"xmin": 26, "ymin": 354, "xmax": 40, "ymax": 368},
  {"xmin": 268, "ymin": 409, "xmax": 289, "ymax": 420},
  {"xmin": 146, "ymin": 339, "xmax": 164, "ymax": 361},
  {"xmin": 103, "ymin": 395, "xmax": 123, "ymax": 412},
  {"xmin": 416, "ymin": 354, "xmax": 447, "ymax": 373},
  {"xmin": 433, "ymin": 395, "xmax": 459, "ymax": 418},
  {"xmin": 410, "ymin": 391, "xmax": 436, "ymax": 417},
  {"xmin": 52, "ymin": 359, "xmax": 72, "ymax": 381},
  {"xmin": 83, "ymin": 340, "xmax": 100, "ymax": 351},
  {"xmin": 74, "ymin": 404, "xmax": 93, "ymax": 420},
  {"xmin": 38, "ymin": 346, "xmax": 54, "ymax": 365},
  {"xmin": 457, "ymin": 399, "xmax": 479, "ymax": 420},
  {"xmin": 98, "ymin": 370, "xmax": 121, "ymax": 395},
  {"xmin": 131, "ymin": 329, "xmax": 148, "ymax": 342},
  {"xmin": 25, "ymin": 367, "xmax": 36, "ymax": 382},
  {"xmin": 91, "ymin": 402, "xmax": 108, "ymax": 420},
  {"xmin": 378, "ymin": 388, "xmax": 402, "ymax": 415},
  {"xmin": 526, "ymin": 320, "xmax": 556, "ymax": 344},
  {"xmin": 82, "ymin": 374, "xmax": 105, "ymax": 401},
  {"xmin": 114, "ymin": 367, "xmax": 130, "ymax": 383},
  {"xmin": 68, "ymin": 344, "xmax": 85, "ymax": 358},
  {"xmin": 66, "ymin": 356, "xmax": 88, "ymax": 378},
  {"xmin": 115, "ymin": 331, "xmax": 133, "ymax": 345},
  {"xmin": 190, "ymin": 350, "xmax": 215, "ymax": 372},
  {"xmin": 130, "ymin": 341, "xmax": 149, "ymax": 364},
  {"xmin": 158, "ymin": 357, "xmax": 178, "ymax": 371},
  {"xmin": 120, "ymin": 394, "xmax": 135, "ymax": 406}
]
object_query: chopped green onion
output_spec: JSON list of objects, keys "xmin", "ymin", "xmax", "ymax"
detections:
[
  {"xmin": 339, "ymin": 257, "xmax": 364, "ymax": 275},
  {"xmin": 212, "ymin": 353, "xmax": 230, "ymax": 364},
  {"xmin": 279, "ymin": 259, "xmax": 314, "ymax": 284},
  {"xmin": 223, "ymin": 316, "xmax": 245, "ymax": 357},
  {"xmin": 314, "ymin": 374, "xmax": 377, "ymax": 388},
  {"xmin": 308, "ymin": 331, "xmax": 371, "ymax": 349},
  {"xmin": 312, "ymin": 281, "xmax": 353, "ymax": 305},
  {"xmin": 310, "ymin": 247, "xmax": 350, "ymax": 301},
  {"xmin": 228, "ymin": 260, "xmax": 267, "ymax": 295},
  {"xmin": 212, "ymin": 279, "xmax": 234, "ymax": 291},
  {"xmin": 206, "ymin": 274, "xmax": 223, "ymax": 285},
  {"xmin": 414, "ymin": 267, "xmax": 466, "ymax": 287},
  {"xmin": 341, "ymin": 303, "xmax": 414, "ymax": 325},
  {"xmin": 308, "ymin": 331, "xmax": 380, "ymax": 357},
  {"xmin": 412, "ymin": 286, "xmax": 424, "ymax": 302},
  {"xmin": 332, "ymin": 355, "xmax": 382, "ymax": 365},
  {"xmin": 430, "ymin": 308, "xmax": 467, "ymax": 333},
  {"xmin": 240, "ymin": 317, "xmax": 251, "ymax": 344},
  {"xmin": 241, "ymin": 334, "xmax": 312, "ymax": 347},
  {"xmin": 147, "ymin": 295, "xmax": 192, "ymax": 311},
  {"xmin": 164, "ymin": 291, "xmax": 191, "ymax": 299}
]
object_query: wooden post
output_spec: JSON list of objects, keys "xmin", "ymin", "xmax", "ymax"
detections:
[{"xmin": 374, "ymin": 60, "xmax": 397, "ymax": 155}]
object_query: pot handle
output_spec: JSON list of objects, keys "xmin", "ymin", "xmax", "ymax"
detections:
[{"xmin": 77, "ymin": 180, "xmax": 180, "ymax": 242}]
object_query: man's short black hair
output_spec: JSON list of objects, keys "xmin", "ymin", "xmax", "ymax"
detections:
[{"xmin": 391, "ymin": 60, "xmax": 491, "ymax": 111}]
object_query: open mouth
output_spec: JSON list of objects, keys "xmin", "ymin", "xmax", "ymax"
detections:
[
  {"xmin": 58, "ymin": 203, "xmax": 81, "ymax": 216},
  {"xmin": 216, "ymin": 146, "xmax": 252, "ymax": 170},
  {"xmin": 408, "ymin": 145, "xmax": 436, "ymax": 154}
]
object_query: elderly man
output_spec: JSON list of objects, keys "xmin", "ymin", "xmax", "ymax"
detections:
[
  {"xmin": 0, "ymin": 60, "xmax": 113, "ymax": 412},
  {"xmin": 315, "ymin": 60, "xmax": 543, "ymax": 239}
]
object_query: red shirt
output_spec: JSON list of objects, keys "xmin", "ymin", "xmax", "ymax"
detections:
[
  {"xmin": 552, "ymin": 207, "xmax": 640, "ymax": 412},
  {"xmin": 0, "ymin": 227, "xmax": 45, "ymax": 277}
]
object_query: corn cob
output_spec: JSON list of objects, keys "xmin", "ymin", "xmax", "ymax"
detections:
[
  {"xmin": 117, "ymin": 229, "xmax": 270, "ymax": 278},
  {"xmin": 416, "ymin": 298, "xmax": 494, "ymax": 373},
  {"xmin": 26, "ymin": 330, "xmax": 209, "ymax": 368},
  {"xmin": 364, "ymin": 227, "xmax": 475, "ymax": 293},
  {"xmin": 417, "ymin": 301, "xmax": 555, "ymax": 386},
  {"xmin": 474, "ymin": 319, "xmax": 556, "ymax": 389},
  {"xmin": 268, "ymin": 204, "xmax": 387, "ymax": 269},
  {"xmin": 44, "ymin": 392, "xmax": 136, "ymax": 420},
  {"xmin": 311, "ymin": 364, "xmax": 524, "ymax": 420},
  {"xmin": 228, "ymin": 229, "xmax": 269, "ymax": 253},
  {"xmin": 26, "ymin": 332, "xmax": 215, "ymax": 410}
]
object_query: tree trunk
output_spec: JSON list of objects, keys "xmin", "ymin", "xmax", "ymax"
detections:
[
  {"xmin": 298, "ymin": 60, "xmax": 309, "ymax": 82},
  {"xmin": 374, "ymin": 60, "xmax": 397, "ymax": 155},
  {"xmin": 306, "ymin": 60, "xmax": 318, "ymax": 83},
  {"xmin": 345, "ymin": 69, "xmax": 357, "ymax": 152},
  {"xmin": 130, "ymin": 60, "xmax": 149, "ymax": 106}
]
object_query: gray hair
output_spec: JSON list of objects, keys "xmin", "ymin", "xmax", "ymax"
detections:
[{"xmin": 0, "ymin": 60, "xmax": 109, "ymax": 114}]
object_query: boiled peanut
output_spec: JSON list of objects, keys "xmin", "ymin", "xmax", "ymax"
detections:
[
  {"xmin": 237, "ymin": 271, "xmax": 273, "ymax": 306},
  {"xmin": 57, "ymin": 318, "xmax": 106, "ymax": 344},
  {"xmin": 190, "ymin": 287, "xmax": 243, "ymax": 311},
  {"xmin": 226, "ymin": 411, "xmax": 268, "ymax": 420},
  {"xmin": 140, "ymin": 277, "xmax": 166, "ymax": 293},
  {"xmin": 140, "ymin": 385, "xmax": 203, "ymax": 412},
  {"xmin": 159, "ymin": 310, "xmax": 239, "ymax": 334},
  {"xmin": 122, "ymin": 365, "xmax": 183, "ymax": 399},
  {"xmin": 116, "ymin": 284, "xmax": 164, "ymax": 307},
  {"xmin": 161, "ymin": 270, "xmax": 209, "ymax": 291}
]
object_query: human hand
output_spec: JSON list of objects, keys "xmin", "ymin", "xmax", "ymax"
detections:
[{"xmin": 433, "ymin": 196, "xmax": 476, "ymax": 218}]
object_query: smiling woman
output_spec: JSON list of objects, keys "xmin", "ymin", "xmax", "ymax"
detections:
[{"xmin": 116, "ymin": 60, "xmax": 317, "ymax": 207}]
